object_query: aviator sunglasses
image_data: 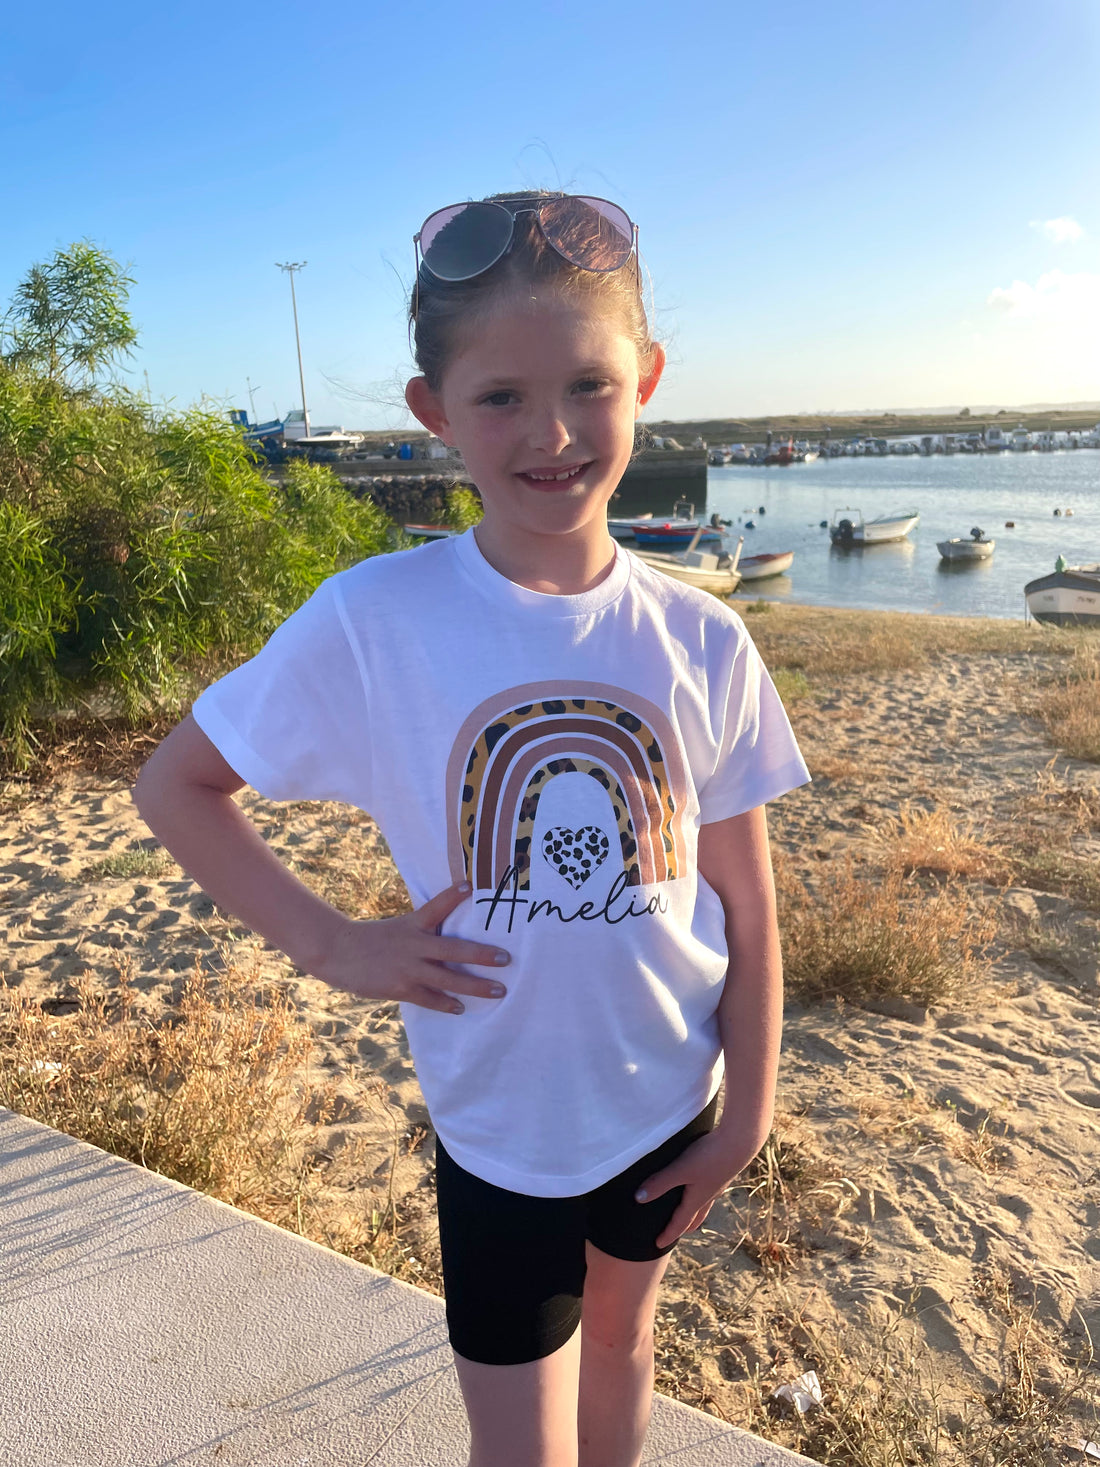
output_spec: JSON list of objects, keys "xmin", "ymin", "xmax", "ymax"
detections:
[{"xmin": 412, "ymin": 194, "xmax": 639, "ymax": 313}]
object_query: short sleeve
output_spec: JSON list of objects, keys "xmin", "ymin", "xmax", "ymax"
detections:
[
  {"xmin": 696, "ymin": 632, "xmax": 810, "ymax": 823},
  {"xmin": 191, "ymin": 576, "xmax": 372, "ymax": 808}
]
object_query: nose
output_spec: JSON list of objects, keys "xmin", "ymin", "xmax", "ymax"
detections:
[{"xmin": 527, "ymin": 402, "xmax": 574, "ymax": 457}]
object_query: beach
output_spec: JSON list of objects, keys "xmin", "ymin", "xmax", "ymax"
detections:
[{"xmin": 2, "ymin": 604, "xmax": 1098, "ymax": 1456}]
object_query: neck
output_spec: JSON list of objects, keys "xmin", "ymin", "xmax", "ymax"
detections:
[{"xmin": 472, "ymin": 521, "xmax": 618, "ymax": 595}]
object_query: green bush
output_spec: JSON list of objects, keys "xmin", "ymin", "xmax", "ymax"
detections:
[
  {"xmin": 0, "ymin": 362, "xmax": 392, "ymax": 766},
  {"xmin": 443, "ymin": 484, "xmax": 483, "ymax": 531},
  {"xmin": 0, "ymin": 501, "xmax": 77, "ymax": 764}
]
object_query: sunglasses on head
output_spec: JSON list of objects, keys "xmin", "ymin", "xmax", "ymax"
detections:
[{"xmin": 412, "ymin": 194, "xmax": 638, "ymax": 308}]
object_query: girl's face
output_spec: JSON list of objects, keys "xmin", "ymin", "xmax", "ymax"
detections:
[{"xmin": 407, "ymin": 290, "xmax": 664, "ymax": 556}]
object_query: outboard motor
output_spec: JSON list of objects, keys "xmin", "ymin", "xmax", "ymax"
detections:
[
  {"xmin": 970, "ymin": 526, "xmax": 985, "ymax": 541},
  {"xmin": 834, "ymin": 518, "xmax": 855, "ymax": 544}
]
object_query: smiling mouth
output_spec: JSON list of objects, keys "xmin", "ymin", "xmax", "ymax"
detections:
[{"xmin": 516, "ymin": 461, "xmax": 592, "ymax": 485}]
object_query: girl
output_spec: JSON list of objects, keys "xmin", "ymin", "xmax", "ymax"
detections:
[{"xmin": 134, "ymin": 191, "xmax": 810, "ymax": 1467}]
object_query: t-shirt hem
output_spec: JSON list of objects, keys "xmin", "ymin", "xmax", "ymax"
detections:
[
  {"xmin": 698, "ymin": 757, "xmax": 812, "ymax": 824},
  {"xmin": 430, "ymin": 1068, "xmax": 724, "ymax": 1198}
]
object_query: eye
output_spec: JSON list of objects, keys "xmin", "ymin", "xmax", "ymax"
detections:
[
  {"xmin": 574, "ymin": 378, "xmax": 609, "ymax": 397},
  {"xmin": 481, "ymin": 390, "xmax": 516, "ymax": 407}
]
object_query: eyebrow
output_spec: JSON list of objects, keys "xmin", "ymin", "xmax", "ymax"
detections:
[{"xmin": 469, "ymin": 365, "xmax": 619, "ymax": 391}]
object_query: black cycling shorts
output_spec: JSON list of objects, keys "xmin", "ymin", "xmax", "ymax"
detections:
[{"xmin": 435, "ymin": 1094, "xmax": 719, "ymax": 1367}]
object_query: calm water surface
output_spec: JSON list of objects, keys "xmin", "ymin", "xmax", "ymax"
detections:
[{"xmin": 693, "ymin": 452, "xmax": 1100, "ymax": 620}]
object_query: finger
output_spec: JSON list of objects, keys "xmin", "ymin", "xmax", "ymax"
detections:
[
  {"xmin": 655, "ymin": 1197, "xmax": 697, "ymax": 1250},
  {"xmin": 416, "ymin": 880, "xmax": 473, "ymax": 930},
  {"xmin": 417, "ymin": 963, "xmax": 507, "ymax": 1000},
  {"xmin": 634, "ymin": 1167, "xmax": 681, "ymax": 1204},
  {"xmin": 428, "ymin": 937, "xmax": 511, "ymax": 970},
  {"xmin": 406, "ymin": 984, "xmax": 468, "ymax": 1015},
  {"xmin": 657, "ymin": 1198, "xmax": 717, "ymax": 1250}
]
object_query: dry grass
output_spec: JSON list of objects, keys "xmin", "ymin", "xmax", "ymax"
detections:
[
  {"xmin": 0, "ymin": 713, "xmax": 177, "ymax": 785},
  {"xmin": 74, "ymin": 846, "xmax": 173, "ymax": 883},
  {"xmin": 0, "ymin": 959, "xmax": 314, "ymax": 1204},
  {"xmin": 870, "ymin": 804, "xmax": 1012, "ymax": 884},
  {"xmin": 1007, "ymin": 848, "xmax": 1100, "ymax": 912},
  {"xmin": 810, "ymin": 754, "xmax": 864, "ymax": 783},
  {"xmin": 1030, "ymin": 650, "xmax": 1100, "ymax": 763},
  {"xmin": 771, "ymin": 667, "xmax": 813, "ymax": 704},
  {"xmin": 0, "ymin": 959, "xmax": 418, "ymax": 1275},
  {"xmin": 729, "ymin": 1115, "xmax": 862, "ymax": 1273},
  {"xmin": 1023, "ymin": 764, "xmax": 1100, "ymax": 833},
  {"xmin": 656, "ymin": 1275, "xmax": 1097, "ymax": 1467},
  {"xmin": 777, "ymin": 855, "xmax": 996, "ymax": 1007},
  {"xmin": 855, "ymin": 1085, "xmax": 1011, "ymax": 1178},
  {"xmin": 748, "ymin": 604, "xmax": 1064, "ymax": 681}
]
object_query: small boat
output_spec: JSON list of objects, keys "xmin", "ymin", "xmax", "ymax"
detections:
[
  {"xmin": 631, "ymin": 500, "xmax": 720, "ymax": 546},
  {"xmin": 608, "ymin": 512, "xmax": 654, "ymax": 541},
  {"xmin": 738, "ymin": 550, "xmax": 795, "ymax": 581},
  {"xmin": 633, "ymin": 521, "xmax": 722, "ymax": 546},
  {"xmin": 937, "ymin": 527, "xmax": 995, "ymax": 562},
  {"xmin": 1025, "ymin": 562, "xmax": 1100, "ymax": 626},
  {"xmin": 404, "ymin": 523, "xmax": 456, "ymax": 540},
  {"xmin": 764, "ymin": 439, "xmax": 802, "ymax": 466},
  {"xmin": 830, "ymin": 508, "xmax": 920, "ymax": 546},
  {"xmin": 633, "ymin": 533, "xmax": 744, "ymax": 595}
]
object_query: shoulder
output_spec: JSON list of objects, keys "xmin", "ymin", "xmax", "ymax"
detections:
[
  {"xmin": 626, "ymin": 555, "xmax": 751, "ymax": 656},
  {"xmin": 329, "ymin": 536, "xmax": 460, "ymax": 613}
]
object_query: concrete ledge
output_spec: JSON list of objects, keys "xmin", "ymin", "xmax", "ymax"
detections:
[{"xmin": 0, "ymin": 1109, "xmax": 815, "ymax": 1465}]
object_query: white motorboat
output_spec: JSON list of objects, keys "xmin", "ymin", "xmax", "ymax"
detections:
[
  {"xmin": 1025, "ymin": 562, "xmax": 1100, "ymax": 626},
  {"xmin": 632, "ymin": 533, "xmax": 744, "ymax": 595},
  {"xmin": 738, "ymin": 550, "xmax": 795, "ymax": 581},
  {"xmin": 830, "ymin": 508, "xmax": 920, "ymax": 546},
  {"xmin": 937, "ymin": 527, "xmax": 995, "ymax": 562}
]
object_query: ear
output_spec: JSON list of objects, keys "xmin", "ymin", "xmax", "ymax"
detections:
[
  {"xmin": 405, "ymin": 376, "xmax": 452, "ymax": 442},
  {"xmin": 636, "ymin": 343, "xmax": 666, "ymax": 413}
]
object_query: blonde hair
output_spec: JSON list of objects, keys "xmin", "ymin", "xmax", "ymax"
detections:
[{"xmin": 410, "ymin": 191, "xmax": 659, "ymax": 391}]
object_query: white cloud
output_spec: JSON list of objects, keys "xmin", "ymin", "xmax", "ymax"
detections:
[
  {"xmin": 987, "ymin": 267, "xmax": 1100, "ymax": 321},
  {"xmin": 1029, "ymin": 215, "xmax": 1085, "ymax": 244}
]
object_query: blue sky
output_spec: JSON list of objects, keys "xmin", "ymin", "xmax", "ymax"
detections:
[{"xmin": 4, "ymin": 0, "xmax": 1098, "ymax": 428}]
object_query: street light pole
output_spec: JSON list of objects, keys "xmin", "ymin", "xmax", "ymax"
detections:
[{"xmin": 275, "ymin": 261, "xmax": 311, "ymax": 439}]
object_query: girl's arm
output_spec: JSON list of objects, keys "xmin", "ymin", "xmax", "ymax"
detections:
[
  {"xmin": 635, "ymin": 804, "xmax": 782, "ymax": 1246},
  {"xmin": 132, "ymin": 713, "xmax": 511, "ymax": 1013}
]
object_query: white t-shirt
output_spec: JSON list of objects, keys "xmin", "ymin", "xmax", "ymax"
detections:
[{"xmin": 192, "ymin": 529, "xmax": 810, "ymax": 1196}]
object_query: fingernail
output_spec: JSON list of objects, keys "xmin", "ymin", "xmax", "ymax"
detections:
[
  {"xmin": 493, "ymin": 950, "xmax": 510, "ymax": 966},
  {"xmin": 489, "ymin": 983, "xmax": 506, "ymax": 998},
  {"xmin": 452, "ymin": 1002, "xmax": 465, "ymax": 1014},
  {"xmin": 635, "ymin": 1189, "xmax": 648, "ymax": 1203},
  {"xmin": 457, "ymin": 881, "xmax": 472, "ymax": 894}
]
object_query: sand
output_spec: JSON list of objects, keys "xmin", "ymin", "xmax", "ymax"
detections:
[{"xmin": 2, "ymin": 637, "xmax": 1098, "ymax": 1444}]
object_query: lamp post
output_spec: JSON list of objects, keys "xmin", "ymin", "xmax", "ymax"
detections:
[{"xmin": 275, "ymin": 261, "xmax": 310, "ymax": 440}]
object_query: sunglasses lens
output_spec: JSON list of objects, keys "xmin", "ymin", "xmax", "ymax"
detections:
[
  {"xmin": 419, "ymin": 203, "xmax": 514, "ymax": 281},
  {"xmin": 538, "ymin": 196, "xmax": 635, "ymax": 271}
]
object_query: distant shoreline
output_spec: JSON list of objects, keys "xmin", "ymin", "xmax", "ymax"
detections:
[{"xmin": 349, "ymin": 404, "xmax": 1100, "ymax": 450}]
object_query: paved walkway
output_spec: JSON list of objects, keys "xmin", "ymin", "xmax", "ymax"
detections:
[{"xmin": 0, "ymin": 1109, "xmax": 815, "ymax": 1466}]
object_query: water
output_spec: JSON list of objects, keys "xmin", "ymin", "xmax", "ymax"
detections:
[{"xmin": 697, "ymin": 452, "xmax": 1100, "ymax": 619}]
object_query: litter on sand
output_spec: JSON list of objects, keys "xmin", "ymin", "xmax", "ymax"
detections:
[{"xmin": 771, "ymin": 1370, "xmax": 824, "ymax": 1414}]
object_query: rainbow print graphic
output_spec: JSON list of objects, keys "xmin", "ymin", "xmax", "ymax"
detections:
[{"xmin": 445, "ymin": 682, "xmax": 688, "ymax": 892}]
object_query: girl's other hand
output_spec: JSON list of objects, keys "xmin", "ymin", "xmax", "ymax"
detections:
[
  {"xmin": 312, "ymin": 881, "xmax": 510, "ymax": 1014},
  {"xmin": 634, "ymin": 1123, "xmax": 766, "ymax": 1250}
]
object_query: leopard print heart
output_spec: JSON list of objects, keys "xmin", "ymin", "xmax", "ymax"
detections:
[{"xmin": 541, "ymin": 826, "xmax": 610, "ymax": 890}]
